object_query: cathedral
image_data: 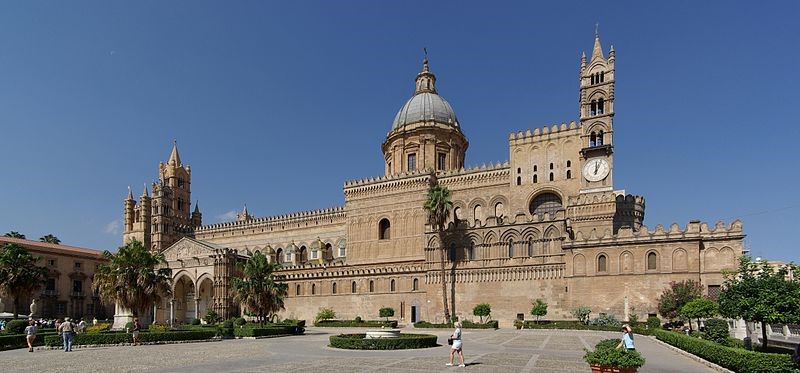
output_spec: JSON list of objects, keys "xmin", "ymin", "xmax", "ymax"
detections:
[{"xmin": 123, "ymin": 33, "xmax": 744, "ymax": 326}]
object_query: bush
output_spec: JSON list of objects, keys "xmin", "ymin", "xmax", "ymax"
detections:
[
  {"xmin": 233, "ymin": 325, "xmax": 302, "ymax": 338},
  {"xmin": 473, "ymin": 303, "xmax": 492, "ymax": 323},
  {"xmin": 461, "ymin": 320, "xmax": 499, "ymax": 329},
  {"xmin": 315, "ymin": 307, "xmax": 336, "ymax": 323},
  {"xmin": 234, "ymin": 317, "xmax": 247, "ymax": 326},
  {"xmin": 654, "ymin": 329, "xmax": 798, "ymax": 373},
  {"xmin": 413, "ymin": 321, "xmax": 452, "ymax": 329},
  {"xmin": 584, "ymin": 338, "xmax": 646, "ymax": 369},
  {"xmin": 329, "ymin": 333, "xmax": 438, "ymax": 350},
  {"xmin": 703, "ymin": 318, "xmax": 729, "ymax": 345},
  {"xmin": 44, "ymin": 330, "xmax": 218, "ymax": 346},
  {"xmin": 514, "ymin": 319, "xmax": 523, "ymax": 329},
  {"xmin": 590, "ymin": 314, "xmax": 621, "ymax": 327},
  {"xmin": 85, "ymin": 323, "xmax": 112, "ymax": 333},
  {"xmin": 0, "ymin": 334, "xmax": 42, "ymax": 351},
  {"xmin": 571, "ymin": 306, "xmax": 592, "ymax": 325},
  {"xmin": 3, "ymin": 320, "xmax": 28, "ymax": 334},
  {"xmin": 646, "ymin": 316, "xmax": 661, "ymax": 330},
  {"xmin": 354, "ymin": 316, "xmax": 363, "ymax": 323},
  {"xmin": 148, "ymin": 323, "xmax": 170, "ymax": 333},
  {"xmin": 315, "ymin": 320, "xmax": 397, "ymax": 328},
  {"xmin": 203, "ymin": 309, "xmax": 221, "ymax": 325},
  {"xmin": 190, "ymin": 318, "xmax": 201, "ymax": 325},
  {"xmin": 125, "ymin": 321, "xmax": 134, "ymax": 330},
  {"xmin": 379, "ymin": 307, "xmax": 395, "ymax": 320},
  {"xmin": 530, "ymin": 299, "xmax": 548, "ymax": 322}
]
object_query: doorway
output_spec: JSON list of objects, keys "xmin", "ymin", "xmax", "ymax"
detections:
[{"xmin": 411, "ymin": 306, "xmax": 418, "ymax": 323}]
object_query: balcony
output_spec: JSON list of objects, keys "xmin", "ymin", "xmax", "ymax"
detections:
[
  {"xmin": 42, "ymin": 289, "xmax": 59, "ymax": 297},
  {"xmin": 70, "ymin": 291, "xmax": 85, "ymax": 298}
]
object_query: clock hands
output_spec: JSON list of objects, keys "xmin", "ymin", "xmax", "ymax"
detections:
[{"xmin": 594, "ymin": 160, "xmax": 599, "ymax": 175}]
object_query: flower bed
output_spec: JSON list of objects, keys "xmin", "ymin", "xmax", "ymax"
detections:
[
  {"xmin": 43, "ymin": 330, "xmax": 218, "ymax": 347},
  {"xmin": 314, "ymin": 320, "xmax": 398, "ymax": 328},
  {"xmin": 653, "ymin": 329, "xmax": 798, "ymax": 373},
  {"xmin": 329, "ymin": 333, "xmax": 438, "ymax": 350}
]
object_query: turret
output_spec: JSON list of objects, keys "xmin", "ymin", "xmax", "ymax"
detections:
[
  {"xmin": 124, "ymin": 187, "xmax": 135, "ymax": 233},
  {"xmin": 191, "ymin": 201, "xmax": 203, "ymax": 227}
]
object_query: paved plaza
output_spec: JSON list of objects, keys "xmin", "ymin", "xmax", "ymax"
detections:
[{"xmin": 0, "ymin": 328, "xmax": 716, "ymax": 373}]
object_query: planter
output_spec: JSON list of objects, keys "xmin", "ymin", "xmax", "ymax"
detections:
[{"xmin": 590, "ymin": 365, "xmax": 638, "ymax": 373}]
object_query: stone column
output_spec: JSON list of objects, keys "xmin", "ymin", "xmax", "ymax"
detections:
[
  {"xmin": 153, "ymin": 304, "xmax": 158, "ymax": 324},
  {"xmin": 169, "ymin": 300, "xmax": 174, "ymax": 326},
  {"xmin": 195, "ymin": 299, "xmax": 200, "ymax": 320}
]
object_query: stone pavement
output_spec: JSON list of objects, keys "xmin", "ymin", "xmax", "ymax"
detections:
[{"xmin": 0, "ymin": 328, "xmax": 715, "ymax": 373}]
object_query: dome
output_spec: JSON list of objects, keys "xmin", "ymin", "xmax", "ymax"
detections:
[{"xmin": 391, "ymin": 92, "xmax": 460, "ymax": 131}]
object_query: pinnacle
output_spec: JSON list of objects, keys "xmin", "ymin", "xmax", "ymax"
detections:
[{"xmin": 168, "ymin": 140, "xmax": 182, "ymax": 167}]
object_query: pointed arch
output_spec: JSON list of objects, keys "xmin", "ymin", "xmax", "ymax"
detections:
[
  {"xmin": 573, "ymin": 254, "xmax": 587, "ymax": 276},
  {"xmin": 672, "ymin": 248, "xmax": 688, "ymax": 271},
  {"xmin": 619, "ymin": 251, "xmax": 633, "ymax": 273}
]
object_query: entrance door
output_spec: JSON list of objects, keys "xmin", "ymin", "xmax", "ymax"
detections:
[{"xmin": 411, "ymin": 306, "xmax": 417, "ymax": 323}]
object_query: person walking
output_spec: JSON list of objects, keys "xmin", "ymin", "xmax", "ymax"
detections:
[
  {"xmin": 58, "ymin": 317, "xmax": 75, "ymax": 352},
  {"xmin": 617, "ymin": 324, "xmax": 635, "ymax": 350},
  {"xmin": 131, "ymin": 318, "xmax": 141, "ymax": 346},
  {"xmin": 447, "ymin": 321, "xmax": 466, "ymax": 367},
  {"xmin": 24, "ymin": 320, "xmax": 38, "ymax": 352}
]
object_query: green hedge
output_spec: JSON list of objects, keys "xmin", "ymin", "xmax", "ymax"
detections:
[
  {"xmin": 233, "ymin": 325, "xmax": 302, "ymax": 338},
  {"xmin": 329, "ymin": 333, "xmax": 438, "ymax": 350},
  {"xmin": 315, "ymin": 320, "xmax": 398, "ymax": 328},
  {"xmin": 44, "ymin": 330, "xmax": 218, "ymax": 347},
  {"xmin": 462, "ymin": 320, "xmax": 499, "ymax": 329},
  {"xmin": 413, "ymin": 321, "xmax": 452, "ymax": 328},
  {"xmin": 0, "ymin": 331, "xmax": 59, "ymax": 351},
  {"xmin": 653, "ymin": 329, "xmax": 799, "ymax": 373}
]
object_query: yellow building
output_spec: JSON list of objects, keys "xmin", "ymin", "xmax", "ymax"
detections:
[{"xmin": 124, "ymin": 33, "xmax": 744, "ymax": 326}]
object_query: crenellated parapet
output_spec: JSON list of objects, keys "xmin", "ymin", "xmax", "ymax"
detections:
[
  {"xmin": 195, "ymin": 206, "xmax": 346, "ymax": 234},
  {"xmin": 509, "ymin": 121, "xmax": 580, "ymax": 144},
  {"xmin": 566, "ymin": 219, "xmax": 745, "ymax": 248}
]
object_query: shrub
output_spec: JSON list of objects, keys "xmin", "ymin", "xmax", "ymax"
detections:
[
  {"xmin": 85, "ymin": 323, "xmax": 113, "ymax": 333},
  {"xmin": 190, "ymin": 318, "xmax": 201, "ymax": 325},
  {"xmin": 1, "ymin": 334, "xmax": 43, "ymax": 351},
  {"xmin": 234, "ymin": 317, "xmax": 247, "ymax": 326},
  {"xmin": 379, "ymin": 307, "xmax": 395, "ymax": 321},
  {"xmin": 233, "ymin": 325, "xmax": 304, "ymax": 337},
  {"xmin": 413, "ymin": 321, "xmax": 452, "ymax": 329},
  {"xmin": 530, "ymin": 299, "xmax": 547, "ymax": 323},
  {"xmin": 703, "ymin": 318, "xmax": 729, "ymax": 345},
  {"xmin": 329, "ymin": 333, "xmax": 437, "ymax": 350},
  {"xmin": 4, "ymin": 320, "xmax": 27, "ymax": 334},
  {"xmin": 315, "ymin": 307, "xmax": 336, "ymax": 323},
  {"xmin": 571, "ymin": 306, "xmax": 592, "ymax": 325},
  {"xmin": 472, "ymin": 303, "xmax": 492, "ymax": 323},
  {"xmin": 646, "ymin": 316, "xmax": 661, "ymax": 330},
  {"xmin": 514, "ymin": 319, "xmax": 523, "ymax": 329},
  {"xmin": 590, "ymin": 314, "xmax": 621, "ymax": 327},
  {"xmin": 461, "ymin": 320, "xmax": 499, "ymax": 329},
  {"xmin": 148, "ymin": 323, "xmax": 170, "ymax": 333},
  {"xmin": 354, "ymin": 316, "xmax": 363, "ymax": 323},
  {"xmin": 203, "ymin": 309, "xmax": 221, "ymax": 325},
  {"xmin": 628, "ymin": 313, "xmax": 639, "ymax": 326},
  {"xmin": 44, "ymin": 330, "xmax": 217, "ymax": 346},
  {"xmin": 315, "ymin": 320, "xmax": 398, "ymax": 328},
  {"xmin": 654, "ymin": 329, "xmax": 798, "ymax": 373},
  {"xmin": 125, "ymin": 321, "xmax": 134, "ymax": 330},
  {"xmin": 584, "ymin": 338, "xmax": 646, "ymax": 369}
]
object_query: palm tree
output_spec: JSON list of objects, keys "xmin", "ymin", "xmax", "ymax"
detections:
[
  {"xmin": 423, "ymin": 181, "xmax": 453, "ymax": 323},
  {"xmin": 4, "ymin": 231, "xmax": 26, "ymax": 239},
  {"xmin": 39, "ymin": 234, "xmax": 61, "ymax": 244},
  {"xmin": 0, "ymin": 243, "xmax": 48, "ymax": 318},
  {"xmin": 93, "ymin": 239, "xmax": 172, "ymax": 319},
  {"xmin": 231, "ymin": 252, "xmax": 288, "ymax": 325}
]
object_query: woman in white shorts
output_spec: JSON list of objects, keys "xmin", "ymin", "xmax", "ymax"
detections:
[{"xmin": 447, "ymin": 321, "xmax": 465, "ymax": 367}]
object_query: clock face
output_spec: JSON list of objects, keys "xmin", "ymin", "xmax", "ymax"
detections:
[{"xmin": 583, "ymin": 158, "xmax": 610, "ymax": 182}]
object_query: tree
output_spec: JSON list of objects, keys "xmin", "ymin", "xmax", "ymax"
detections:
[
  {"xmin": 423, "ymin": 181, "xmax": 453, "ymax": 323},
  {"xmin": 679, "ymin": 298, "xmax": 718, "ymax": 332},
  {"xmin": 4, "ymin": 231, "xmax": 25, "ymax": 239},
  {"xmin": 0, "ymin": 243, "xmax": 48, "ymax": 318},
  {"xmin": 93, "ymin": 239, "xmax": 172, "ymax": 320},
  {"xmin": 39, "ymin": 234, "xmax": 61, "ymax": 244},
  {"xmin": 718, "ymin": 256, "xmax": 800, "ymax": 348},
  {"xmin": 315, "ymin": 307, "xmax": 336, "ymax": 323},
  {"xmin": 531, "ymin": 299, "xmax": 548, "ymax": 323},
  {"xmin": 473, "ymin": 303, "xmax": 491, "ymax": 323},
  {"xmin": 572, "ymin": 306, "xmax": 592, "ymax": 325},
  {"xmin": 379, "ymin": 307, "xmax": 395, "ymax": 321},
  {"xmin": 231, "ymin": 251, "xmax": 288, "ymax": 325},
  {"xmin": 657, "ymin": 279, "xmax": 703, "ymax": 320}
]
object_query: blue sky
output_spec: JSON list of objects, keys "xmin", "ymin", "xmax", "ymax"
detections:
[{"xmin": 0, "ymin": 1, "xmax": 797, "ymax": 261}]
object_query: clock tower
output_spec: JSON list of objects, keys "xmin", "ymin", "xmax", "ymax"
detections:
[{"xmin": 579, "ymin": 30, "xmax": 615, "ymax": 193}]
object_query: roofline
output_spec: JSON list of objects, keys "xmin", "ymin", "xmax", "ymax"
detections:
[{"xmin": 0, "ymin": 236, "xmax": 106, "ymax": 258}]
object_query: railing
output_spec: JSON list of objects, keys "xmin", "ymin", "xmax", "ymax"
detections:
[
  {"xmin": 42, "ymin": 290, "xmax": 59, "ymax": 297},
  {"xmin": 70, "ymin": 291, "xmax": 85, "ymax": 297}
]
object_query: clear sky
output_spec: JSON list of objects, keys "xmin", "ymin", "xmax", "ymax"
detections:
[{"xmin": 0, "ymin": 1, "xmax": 797, "ymax": 261}]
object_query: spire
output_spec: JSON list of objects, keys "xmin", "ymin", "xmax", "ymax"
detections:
[
  {"xmin": 608, "ymin": 44, "xmax": 615, "ymax": 62},
  {"xmin": 580, "ymin": 51, "xmax": 587, "ymax": 69},
  {"xmin": 591, "ymin": 26, "xmax": 605, "ymax": 61},
  {"xmin": 126, "ymin": 186, "xmax": 133, "ymax": 200},
  {"xmin": 237, "ymin": 204, "xmax": 252, "ymax": 222},
  {"xmin": 193, "ymin": 200, "xmax": 200, "ymax": 214},
  {"xmin": 414, "ymin": 48, "xmax": 437, "ymax": 95},
  {"xmin": 168, "ymin": 139, "xmax": 181, "ymax": 167},
  {"xmin": 141, "ymin": 183, "xmax": 149, "ymax": 198}
]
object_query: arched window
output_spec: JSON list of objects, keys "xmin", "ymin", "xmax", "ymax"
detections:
[
  {"xmin": 495, "ymin": 202, "xmax": 504, "ymax": 218},
  {"xmin": 407, "ymin": 153, "xmax": 417, "ymax": 172},
  {"xmin": 449, "ymin": 243, "xmax": 457, "ymax": 262},
  {"xmin": 533, "ymin": 165, "xmax": 537, "ymax": 172},
  {"xmin": 351, "ymin": 281, "xmax": 357, "ymax": 293},
  {"xmin": 516, "ymin": 176, "xmax": 521, "ymax": 185},
  {"xmin": 508, "ymin": 239, "xmax": 514, "ymax": 258},
  {"xmin": 299, "ymin": 246, "xmax": 307, "ymax": 264},
  {"xmin": 473, "ymin": 205, "xmax": 483, "ymax": 221},
  {"xmin": 590, "ymin": 132, "xmax": 597, "ymax": 147},
  {"xmin": 379, "ymin": 218, "xmax": 391, "ymax": 240},
  {"xmin": 590, "ymin": 74, "xmax": 594, "ymax": 85},
  {"xmin": 647, "ymin": 252, "xmax": 658, "ymax": 270},
  {"xmin": 527, "ymin": 238, "xmax": 534, "ymax": 256},
  {"xmin": 468, "ymin": 241, "xmax": 476, "ymax": 260},
  {"xmin": 549, "ymin": 163, "xmax": 554, "ymax": 170},
  {"xmin": 530, "ymin": 193, "xmax": 563, "ymax": 218},
  {"xmin": 533, "ymin": 174, "xmax": 538, "ymax": 183},
  {"xmin": 566, "ymin": 170, "xmax": 572, "ymax": 179},
  {"xmin": 549, "ymin": 172, "xmax": 554, "ymax": 181},
  {"xmin": 390, "ymin": 279, "xmax": 396, "ymax": 292},
  {"xmin": 600, "ymin": 71, "xmax": 605, "ymax": 82},
  {"xmin": 338, "ymin": 241, "xmax": 346, "ymax": 258},
  {"xmin": 597, "ymin": 255, "xmax": 607, "ymax": 273},
  {"xmin": 598, "ymin": 130, "xmax": 604, "ymax": 146},
  {"xmin": 412, "ymin": 278, "xmax": 419, "ymax": 291},
  {"xmin": 311, "ymin": 283, "xmax": 316, "ymax": 295},
  {"xmin": 598, "ymin": 98, "xmax": 605, "ymax": 114},
  {"xmin": 566, "ymin": 160, "xmax": 571, "ymax": 167},
  {"xmin": 296, "ymin": 284, "xmax": 301, "ymax": 296},
  {"xmin": 332, "ymin": 282, "xmax": 337, "ymax": 294},
  {"xmin": 276, "ymin": 248, "xmax": 284, "ymax": 264},
  {"xmin": 590, "ymin": 100, "xmax": 597, "ymax": 116},
  {"xmin": 369, "ymin": 280, "xmax": 374, "ymax": 293}
]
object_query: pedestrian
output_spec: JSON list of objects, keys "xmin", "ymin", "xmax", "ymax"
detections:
[
  {"xmin": 24, "ymin": 320, "xmax": 38, "ymax": 352},
  {"xmin": 77, "ymin": 319, "xmax": 87, "ymax": 334},
  {"xmin": 58, "ymin": 317, "xmax": 75, "ymax": 352},
  {"xmin": 131, "ymin": 318, "xmax": 142, "ymax": 346},
  {"xmin": 617, "ymin": 324, "xmax": 635, "ymax": 350},
  {"xmin": 447, "ymin": 321, "xmax": 466, "ymax": 367}
]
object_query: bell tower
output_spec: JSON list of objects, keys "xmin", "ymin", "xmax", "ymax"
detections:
[{"xmin": 579, "ymin": 29, "xmax": 615, "ymax": 193}]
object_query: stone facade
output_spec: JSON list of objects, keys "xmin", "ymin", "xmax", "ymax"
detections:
[
  {"xmin": 124, "ymin": 32, "xmax": 744, "ymax": 326},
  {"xmin": 0, "ymin": 236, "xmax": 113, "ymax": 320}
]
